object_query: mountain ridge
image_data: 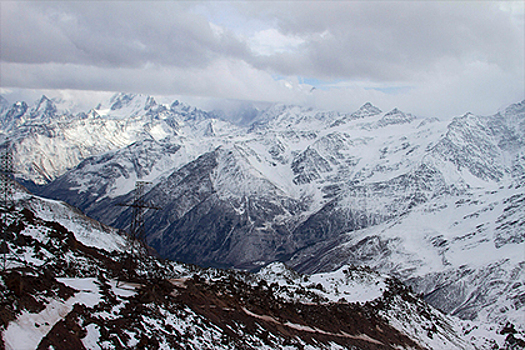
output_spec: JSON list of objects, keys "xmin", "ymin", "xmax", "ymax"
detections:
[
  {"xmin": 1, "ymin": 93, "xmax": 524, "ymax": 347},
  {"xmin": 1, "ymin": 185, "xmax": 497, "ymax": 349}
]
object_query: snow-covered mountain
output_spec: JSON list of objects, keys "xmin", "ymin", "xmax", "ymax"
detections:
[
  {"xmin": 2, "ymin": 185, "xmax": 497, "ymax": 350},
  {"xmin": 0, "ymin": 93, "xmax": 218, "ymax": 185},
  {"xmin": 1, "ymin": 93, "xmax": 524, "ymax": 347}
]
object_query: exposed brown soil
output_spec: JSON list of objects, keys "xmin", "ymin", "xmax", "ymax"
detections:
[
  {"xmin": 0, "ymin": 205, "xmax": 431, "ymax": 349},
  {"xmin": 167, "ymin": 274, "xmax": 424, "ymax": 350}
]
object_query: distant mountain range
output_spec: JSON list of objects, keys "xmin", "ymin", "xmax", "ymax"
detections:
[{"xmin": 1, "ymin": 93, "xmax": 524, "ymax": 348}]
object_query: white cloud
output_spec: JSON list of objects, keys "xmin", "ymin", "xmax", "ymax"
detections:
[
  {"xmin": 0, "ymin": 59, "xmax": 305, "ymax": 105},
  {"xmin": 0, "ymin": 1, "xmax": 523, "ymax": 118},
  {"xmin": 248, "ymin": 28, "xmax": 306, "ymax": 56}
]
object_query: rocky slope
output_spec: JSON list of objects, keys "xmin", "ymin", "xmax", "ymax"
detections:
[
  {"xmin": 1, "ymin": 93, "xmax": 524, "ymax": 345},
  {"xmin": 1, "ymin": 186, "xmax": 497, "ymax": 350}
]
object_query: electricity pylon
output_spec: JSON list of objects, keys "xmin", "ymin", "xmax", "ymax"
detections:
[
  {"xmin": 0, "ymin": 141, "xmax": 14, "ymax": 271},
  {"xmin": 117, "ymin": 181, "xmax": 160, "ymax": 281}
]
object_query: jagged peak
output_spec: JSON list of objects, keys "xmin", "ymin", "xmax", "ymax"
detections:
[
  {"xmin": 350, "ymin": 102, "xmax": 382, "ymax": 118},
  {"xmin": 37, "ymin": 94, "xmax": 52, "ymax": 103},
  {"xmin": 35, "ymin": 95, "xmax": 55, "ymax": 109},
  {"xmin": 454, "ymin": 112, "xmax": 478, "ymax": 122},
  {"xmin": 203, "ymin": 120, "xmax": 216, "ymax": 137},
  {"xmin": 29, "ymin": 95, "xmax": 58, "ymax": 120},
  {"xmin": 170, "ymin": 99, "xmax": 195, "ymax": 112},
  {"xmin": 384, "ymin": 107, "xmax": 404, "ymax": 116},
  {"xmin": 10, "ymin": 101, "xmax": 29, "ymax": 115},
  {"xmin": 109, "ymin": 92, "xmax": 138, "ymax": 111},
  {"xmin": 169, "ymin": 99, "xmax": 203, "ymax": 113},
  {"xmin": 109, "ymin": 91, "xmax": 136, "ymax": 102},
  {"xmin": 144, "ymin": 96, "xmax": 157, "ymax": 110},
  {"xmin": 8, "ymin": 100, "xmax": 25, "ymax": 109},
  {"xmin": 361, "ymin": 102, "xmax": 381, "ymax": 112},
  {"xmin": 377, "ymin": 107, "xmax": 415, "ymax": 127}
]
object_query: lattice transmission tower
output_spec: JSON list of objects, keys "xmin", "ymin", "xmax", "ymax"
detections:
[
  {"xmin": 117, "ymin": 181, "xmax": 160, "ymax": 280},
  {"xmin": 1, "ymin": 141, "xmax": 15, "ymax": 271}
]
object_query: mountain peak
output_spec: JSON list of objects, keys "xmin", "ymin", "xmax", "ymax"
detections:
[
  {"xmin": 12, "ymin": 101, "xmax": 28, "ymax": 113},
  {"xmin": 2, "ymin": 96, "xmax": 524, "ymax": 348},
  {"xmin": 377, "ymin": 107, "xmax": 415, "ymax": 127},
  {"xmin": 144, "ymin": 96, "xmax": 157, "ymax": 110},
  {"xmin": 38, "ymin": 94, "xmax": 51, "ymax": 103},
  {"xmin": 351, "ymin": 102, "xmax": 382, "ymax": 118},
  {"xmin": 110, "ymin": 92, "xmax": 137, "ymax": 111},
  {"xmin": 1, "ymin": 100, "xmax": 28, "ymax": 127},
  {"xmin": 384, "ymin": 107, "xmax": 403, "ymax": 115},
  {"xmin": 30, "ymin": 95, "xmax": 57, "ymax": 120},
  {"xmin": 362, "ymin": 102, "xmax": 377, "ymax": 110}
]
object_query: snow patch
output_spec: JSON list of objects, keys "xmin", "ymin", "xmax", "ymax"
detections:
[{"xmin": 4, "ymin": 278, "xmax": 102, "ymax": 350}]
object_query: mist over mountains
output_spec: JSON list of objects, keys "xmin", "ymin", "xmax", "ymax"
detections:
[{"xmin": 1, "ymin": 92, "xmax": 524, "ymax": 349}]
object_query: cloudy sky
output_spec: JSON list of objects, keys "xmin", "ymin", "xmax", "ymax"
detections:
[{"xmin": 1, "ymin": 1, "xmax": 523, "ymax": 117}]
